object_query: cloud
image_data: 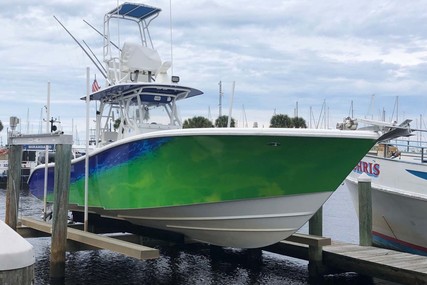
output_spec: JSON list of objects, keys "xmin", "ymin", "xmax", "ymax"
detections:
[{"xmin": 1, "ymin": 0, "xmax": 427, "ymax": 143}]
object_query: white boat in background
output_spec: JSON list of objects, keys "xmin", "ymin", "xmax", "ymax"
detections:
[
  {"xmin": 345, "ymin": 134, "xmax": 427, "ymax": 256},
  {"xmin": 0, "ymin": 146, "xmax": 46, "ymax": 190},
  {"xmin": 0, "ymin": 148, "xmax": 7, "ymax": 187}
]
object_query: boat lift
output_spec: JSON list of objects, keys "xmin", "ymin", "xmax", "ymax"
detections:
[{"xmin": 5, "ymin": 131, "xmax": 159, "ymax": 284}]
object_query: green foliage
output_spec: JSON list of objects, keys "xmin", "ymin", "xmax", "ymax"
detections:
[
  {"xmin": 292, "ymin": 117, "xmax": 307, "ymax": 128},
  {"xmin": 215, "ymin": 115, "xmax": 236, "ymax": 128},
  {"xmin": 270, "ymin": 114, "xmax": 307, "ymax": 128},
  {"xmin": 270, "ymin": 114, "xmax": 292, "ymax": 128},
  {"xmin": 113, "ymin": 119, "xmax": 121, "ymax": 130},
  {"xmin": 183, "ymin": 116, "xmax": 213, "ymax": 128},
  {"xmin": 0, "ymin": 120, "xmax": 3, "ymax": 132}
]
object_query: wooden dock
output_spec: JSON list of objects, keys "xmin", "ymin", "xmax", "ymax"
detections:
[
  {"xmin": 324, "ymin": 242, "xmax": 427, "ymax": 285},
  {"xmin": 265, "ymin": 235, "xmax": 427, "ymax": 285},
  {"xmin": 14, "ymin": 215, "xmax": 427, "ymax": 285},
  {"xmin": 19, "ymin": 214, "xmax": 427, "ymax": 284}
]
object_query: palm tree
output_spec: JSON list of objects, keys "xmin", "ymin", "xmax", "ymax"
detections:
[
  {"xmin": 270, "ymin": 114, "xmax": 307, "ymax": 128},
  {"xmin": 215, "ymin": 115, "xmax": 236, "ymax": 127},
  {"xmin": 292, "ymin": 117, "xmax": 307, "ymax": 128},
  {"xmin": 183, "ymin": 116, "xmax": 213, "ymax": 128},
  {"xmin": 270, "ymin": 114, "xmax": 292, "ymax": 128}
]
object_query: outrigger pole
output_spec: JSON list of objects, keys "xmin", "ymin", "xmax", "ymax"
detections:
[
  {"xmin": 83, "ymin": 19, "xmax": 122, "ymax": 51},
  {"xmin": 82, "ymin": 40, "xmax": 107, "ymax": 75},
  {"xmin": 53, "ymin": 16, "xmax": 108, "ymax": 80}
]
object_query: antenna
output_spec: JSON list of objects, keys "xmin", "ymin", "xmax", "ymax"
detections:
[{"xmin": 169, "ymin": 0, "xmax": 174, "ymax": 76}]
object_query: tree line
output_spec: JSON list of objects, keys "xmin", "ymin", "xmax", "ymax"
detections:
[
  {"xmin": 183, "ymin": 114, "xmax": 307, "ymax": 128},
  {"xmin": 0, "ymin": 114, "xmax": 306, "ymax": 136}
]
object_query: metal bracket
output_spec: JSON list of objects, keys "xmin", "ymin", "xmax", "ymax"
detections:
[{"xmin": 8, "ymin": 133, "xmax": 73, "ymax": 146}]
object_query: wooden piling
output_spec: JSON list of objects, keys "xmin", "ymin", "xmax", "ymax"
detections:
[
  {"xmin": 308, "ymin": 207, "xmax": 324, "ymax": 279},
  {"xmin": 50, "ymin": 144, "xmax": 72, "ymax": 284},
  {"xmin": 309, "ymin": 206, "xmax": 323, "ymax": 236},
  {"xmin": 358, "ymin": 174, "xmax": 372, "ymax": 246},
  {"xmin": 5, "ymin": 144, "xmax": 22, "ymax": 230}
]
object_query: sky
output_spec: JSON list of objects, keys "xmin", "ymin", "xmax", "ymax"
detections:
[{"xmin": 1, "ymin": 0, "xmax": 427, "ymax": 144}]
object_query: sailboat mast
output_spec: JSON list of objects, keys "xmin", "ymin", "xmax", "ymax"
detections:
[
  {"xmin": 227, "ymin": 81, "xmax": 235, "ymax": 128},
  {"xmin": 219, "ymin": 81, "xmax": 223, "ymax": 117},
  {"xmin": 294, "ymin": 101, "xmax": 298, "ymax": 118}
]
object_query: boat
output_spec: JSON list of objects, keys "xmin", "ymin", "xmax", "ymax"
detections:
[
  {"xmin": 0, "ymin": 148, "xmax": 7, "ymax": 188},
  {"xmin": 0, "ymin": 115, "xmax": 69, "ymax": 190},
  {"xmin": 28, "ymin": 3, "xmax": 381, "ymax": 248},
  {"xmin": 345, "ymin": 125, "xmax": 427, "ymax": 255},
  {"xmin": 0, "ymin": 145, "xmax": 46, "ymax": 190}
]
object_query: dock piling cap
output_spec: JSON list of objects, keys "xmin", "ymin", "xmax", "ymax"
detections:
[
  {"xmin": 0, "ymin": 220, "xmax": 35, "ymax": 270},
  {"xmin": 358, "ymin": 172, "xmax": 372, "ymax": 183}
]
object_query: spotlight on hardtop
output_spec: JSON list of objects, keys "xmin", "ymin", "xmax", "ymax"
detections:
[{"xmin": 171, "ymin": 76, "xmax": 180, "ymax": 83}]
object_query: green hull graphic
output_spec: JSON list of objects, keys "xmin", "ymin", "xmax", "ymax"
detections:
[{"xmin": 61, "ymin": 134, "xmax": 373, "ymax": 210}]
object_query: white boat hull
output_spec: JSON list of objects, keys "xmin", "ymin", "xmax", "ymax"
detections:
[
  {"xmin": 70, "ymin": 191, "xmax": 333, "ymax": 248},
  {"xmin": 346, "ymin": 154, "xmax": 427, "ymax": 255}
]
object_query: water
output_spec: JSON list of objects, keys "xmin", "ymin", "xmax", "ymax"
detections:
[{"xmin": 0, "ymin": 186, "xmax": 393, "ymax": 285}]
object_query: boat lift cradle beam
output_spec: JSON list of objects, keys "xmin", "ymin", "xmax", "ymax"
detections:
[{"xmin": 19, "ymin": 217, "xmax": 159, "ymax": 260}]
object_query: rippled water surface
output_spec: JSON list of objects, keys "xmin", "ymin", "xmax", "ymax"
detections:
[{"xmin": 0, "ymin": 186, "xmax": 394, "ymax": 285}]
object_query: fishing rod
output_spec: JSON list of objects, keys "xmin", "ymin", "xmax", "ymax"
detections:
[
  {"xmin": 53, "ymin": 15, "xmax": 108, "ymax": 80},
  {"xmin": 83, "ymin": 19, "xmax": 121, "ymax": 51}
]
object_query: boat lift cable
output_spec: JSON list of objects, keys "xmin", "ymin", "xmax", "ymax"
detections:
[
  {"xmin": 83, "ymin": 19, "xmax": 122, "ymax": 52},
  {"xmin": 53, "ymin": 16, "xmax": 108, "ymax": 80}
]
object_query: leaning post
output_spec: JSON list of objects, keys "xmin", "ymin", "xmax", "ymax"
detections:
[
  {"xmin": 50, "ymin": 143, "xmax": 72, "ymax": 284},
  {"xmin": 5, "ymin": 144, "xmax": 22, "ymax": 230},
  {"xmin": 358, "ymin": 173, "xmax": 373, "ymax": 246}
]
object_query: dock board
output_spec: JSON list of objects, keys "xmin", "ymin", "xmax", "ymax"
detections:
[
  {"xmin": 323, "ymin": 242, "xmax": 427, "ymax": 284},
  {"xmin": 19, "ymin": 217, "xmax": 159, "ymax": 260},
  {"xmin": 264, "ymin": 237, "xmax": 427, "ymax": 285}
]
